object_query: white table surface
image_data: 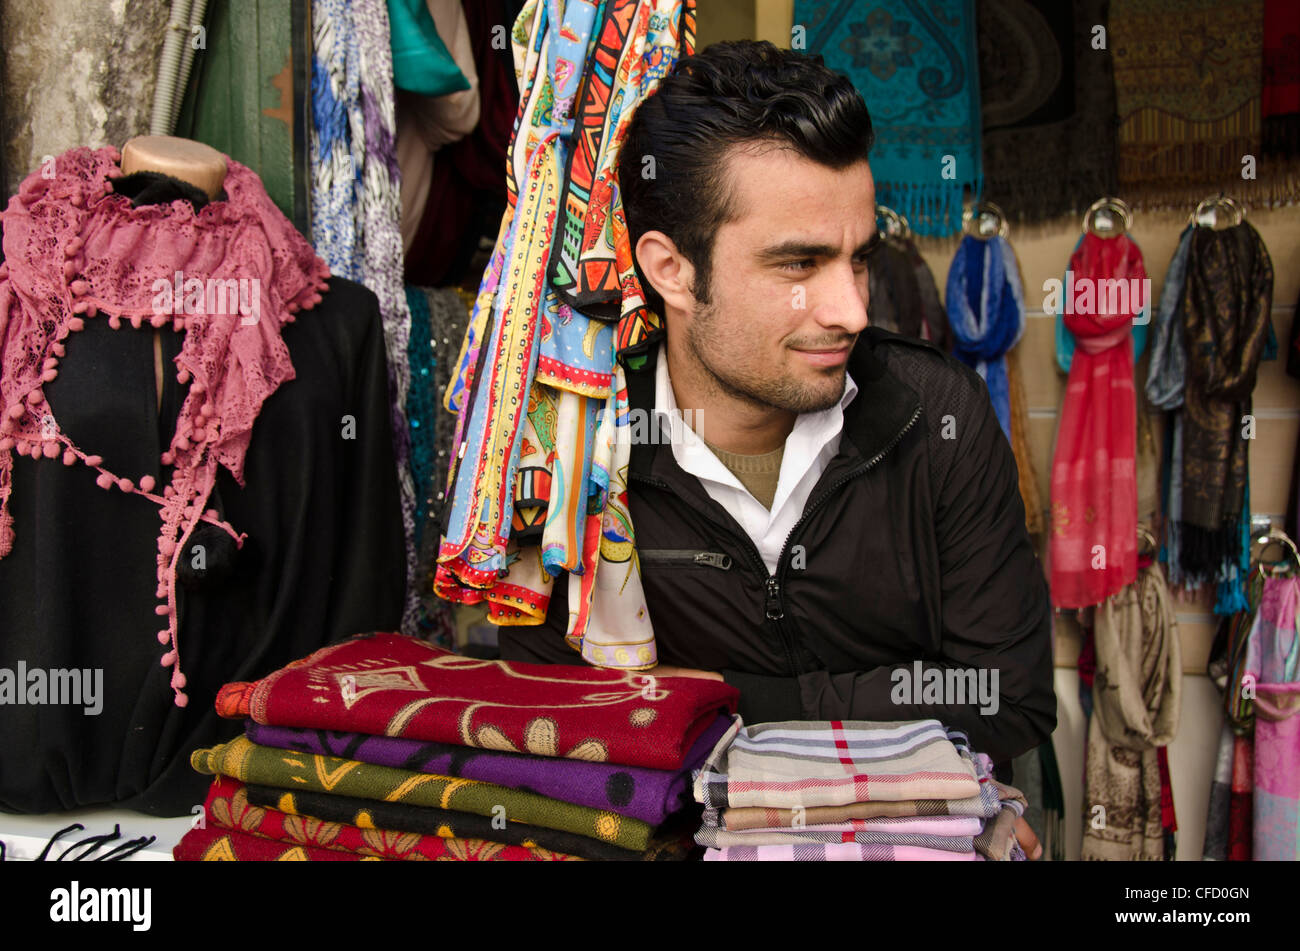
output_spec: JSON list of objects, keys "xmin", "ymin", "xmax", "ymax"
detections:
[{"xmin": 0, "ymin": 808, "xmax": 192, "ymax": 861}]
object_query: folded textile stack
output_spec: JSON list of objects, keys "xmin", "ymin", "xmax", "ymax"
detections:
[
  {"xmin": 174, "ymin": 633, "xmax": 737, "ymax": 861},
  {"xmin": 693, "ymin": 719, "xmax": 1028, "ymax": 861}
]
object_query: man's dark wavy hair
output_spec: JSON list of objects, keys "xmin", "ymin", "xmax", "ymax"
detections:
[{"xmin": 617, "ymin": 39, "xmax": 874, "ymax": 309}]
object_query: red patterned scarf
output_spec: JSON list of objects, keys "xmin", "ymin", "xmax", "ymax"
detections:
[
  {"xmin": 216, "ymin": 632, "xmax": 737, "ymax": 769},
  {"xmin": 1050, "ymin": 233, "xmax": 1144, "ymax": 608}
]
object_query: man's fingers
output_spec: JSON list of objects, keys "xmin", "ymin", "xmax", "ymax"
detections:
[{"xmin": 1014, "ymin": 816, "xmax": 1043, "ymax": 860}]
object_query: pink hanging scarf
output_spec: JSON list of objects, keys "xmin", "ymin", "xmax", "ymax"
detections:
[
  {"xmin": 0, "ymin": 146, "xmax": 330, "ymax": 705},
  {"xmin": 1050, "ymin": 232, "xmax": 1144, "ymax": 608}
]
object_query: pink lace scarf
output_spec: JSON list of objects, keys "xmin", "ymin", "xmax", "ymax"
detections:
[{"xmin": 0, "ymin": 146, "xmax": 330, "ymax": 706}]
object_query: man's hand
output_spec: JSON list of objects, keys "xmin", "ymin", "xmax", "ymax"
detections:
[
  {"xmin": 647, "ymin": 664, "xmax": 724, "ymax": 681},
  {"xmin": 1015, "ymin": 817, "xmax": 1043, "ymax": 860}
]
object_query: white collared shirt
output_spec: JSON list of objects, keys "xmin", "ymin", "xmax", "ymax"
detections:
[{"xmin": 652, "ymin": 343, "xmax": 859, "ymax": 575}]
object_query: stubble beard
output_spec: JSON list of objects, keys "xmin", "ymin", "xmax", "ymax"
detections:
[{"xmin": 684, "ymin": 293, "xmax": 849, "ymax": 415}]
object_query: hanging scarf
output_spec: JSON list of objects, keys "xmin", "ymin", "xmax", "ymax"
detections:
[
  {"xmin": 977, "ymin": 0, "xmax": 1117, "ymax": 224},
  {"xmin": 1245, "ymin": 574, "xmax": 1300, "ymax": 860},
  {"xmin": 1178, "ymin": 222, "xmax": 1273, "ymax": 583},
  {"xmin": 549, "ymin": 0, "xmax": 692, "ymax": 365},
  {"xmin": 436, "ymin": 0, "xmax": 691, "ymax": 668},
  {"xmin": 1081, "ymin": 562, "xmax": 1182, "ymax": 859},
  {"xmin": 901, "ymin": 236, "xmax": 952, "ymax": 352},
  {"xmin": 945, "ymin": 234, "xmax": 1024, "ymax": 440},
  {"xmin": 1049, "ymin": 232, "xmax": 1145, "ymax": 609},
  {"xmin": 312, "ymin": 0, "xmax": 420, "ymax": 632},
  {"xmin": 0, "ymin": 147, "xmax": 331, "ymax": 705},
  {"xmin": 1006, "ymin": 347, "xmax": 1043, "ymax": 535},
  {"xmin": 1110, "ymin": 0, "xmax": 1300, "ymax": 208},
  {"xmin": 796, "ymin": 0, "xmax": 982, "ymax": 237},
  {"xmin": 1262, "ymin": 0, "xmax": 1300, "ymax": 157}
]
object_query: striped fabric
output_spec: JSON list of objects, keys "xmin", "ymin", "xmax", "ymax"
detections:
[
  {"xmin": 695, "ymin": 814, "xmax": 981, "ymax": 850},
  {"xmin": 693, "ymin": 719, "xmax": 981, "ymax": 810},
  {"xmin": 704, "ymin": 843, "xmax": 979, "ymax": 862}
]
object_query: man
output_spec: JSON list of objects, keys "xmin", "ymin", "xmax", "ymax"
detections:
[{"xmin": 499, "ymin": 40, "xmax": 1055, "ymax": 843}]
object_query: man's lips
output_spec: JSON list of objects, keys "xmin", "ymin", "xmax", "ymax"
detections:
[{"xmin": 792, "ymin": 344, "xmax": 852, "ymax": 365}]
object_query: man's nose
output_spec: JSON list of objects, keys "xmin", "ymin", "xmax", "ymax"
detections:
[{"xmin": 814, "ymin": 264, "xmax": 869, "ymax": 333}]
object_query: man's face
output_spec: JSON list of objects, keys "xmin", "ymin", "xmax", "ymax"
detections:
[{"xmin": 684, "ymin": 146, "xmax": 875, "ymax": 414}]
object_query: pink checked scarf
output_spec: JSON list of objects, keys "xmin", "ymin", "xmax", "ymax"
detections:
[
  {"xmin": 1246, "ymin": 575, "xmax": 1300, "ymax": 860},
  {"xmin": 1050, "ymin": 232, "xmax": 1144, "ymax": 608},
  {"xmin": 0, "ymin": 146, "xmax": 330, "ymax": 705}
]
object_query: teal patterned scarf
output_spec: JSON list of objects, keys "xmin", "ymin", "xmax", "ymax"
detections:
[{"xmin": 796, "ymin": 0, "xmax": 982, "ymax": 236}]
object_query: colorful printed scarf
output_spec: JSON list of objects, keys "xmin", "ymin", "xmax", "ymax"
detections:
[
  {"xmin": 245, "ymin": 783, "xmax": 685, "ymax": 861},
  {"xmin": 977, "ymin": 0, "xmax": 1117, "ymax": 223},
  {"xmin": 694, "ymin": 720, "xmax": 981, "ymax": 810},
  {"xmin": 435, "ymin": 1, "xmax": 692, "ymax": 669},
  {"xmin": 246, "ymin": 713, "xmax": 729, "ymax": 824},
  {"xmin": 1081, "ymin": 563, "xmax": 1181, "ymax": 860},
  {"xmin": 190, "ymin": 775, "xmax": 581, "ymax": 861},
  {"xmin": 312, "ymin": 0, "xmax": 419, "ymax": 632},
  {"xmin": 1245, "ymin": 575, "xmax": 1300, "ymax": 860},
  {"xmin": 0, "ymin": 147, "xmax": 330, "ymax": 706},
  {"xmin": 1110, "ymin": 0, "xmax": 1277, "ymax": 208},
  {"xmin": 945, "ymin": 234, "xmax": 1025, "ymax": 440},
  {"xmin": 1178, "ymin": 223, "xmax": 1273, "ymax": 585},
  {"xmin": 797, "ymin": 0, "xmax": 982, "ymax": 237},
  {"xmin": 176, "ymin": 825, "xmax": 380, "ymax": 861},
  {"xmin": 216, "ymin": 633, "xmax": 736, "ymax": 769},
  {"xmin": 192, "ymin": 735, "xmax": 653, "ymax": 850},
  {"xmin": 1049, "ymin": 232, "xmax": 1145, "ymax": 609}
]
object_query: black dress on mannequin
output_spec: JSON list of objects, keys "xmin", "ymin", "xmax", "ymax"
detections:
[{"xmin": 0, "ymin": 174, "xmax": 406, "ymax": 816}]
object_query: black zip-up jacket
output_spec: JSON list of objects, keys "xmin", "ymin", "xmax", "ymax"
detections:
[{"xmin": 498, "ymin": 327, "xmax": 1057, "ymax": 764}]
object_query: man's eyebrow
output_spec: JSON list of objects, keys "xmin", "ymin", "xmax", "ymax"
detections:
[{"xmin": 753, "ymin": 232, "xmax": 882, "ymax": 262}]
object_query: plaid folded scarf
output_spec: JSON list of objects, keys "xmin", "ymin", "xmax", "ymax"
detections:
[
  {"xmin": 705, "ymin": 781, "xmax": 1000, "ymax": 831},
  {"xmin": 695, "ymin": 814, "xmax": 980, "ymax": 850},
  {"xmin": 693, "ymin": 720, "xmax": 980, "ymax": 810},
  {"xmin": 191, "ymin": 735, "xmax": 653, "ymax": 850},
  {"xmin": 245, "ymin": 714, "xmax": 729, "ymax": 825},
  {"xmin": 183, "ymin": 775, "xmax": 581, "ymax": 862},
  {"xmin": 704, "ymin": 842, "xmax": 978, "ymax": 861},
  {"xmin": 216, "ymin": 632, "xmax": 736, "ymax": 769}
]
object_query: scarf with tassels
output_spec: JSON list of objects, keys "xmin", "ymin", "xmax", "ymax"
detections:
[
  {"xmin": 0, "ymin": 147, "xmax": 331, "ymax": 706},
  {"xmin": 945, "ymin": 234, "xmax": 1024, "ymax": 440},
  {"xmin": 1178, "ymin": 223, "xmax": 1273, "ymax": 586},
  {"xmin": 1081, "ymin": 562, "xmax": 1182, "ymax": 860},
  {"xmin": 1049, "ymin": 232, "xmax": 1145, "ymax": 609},
  {"xmin": 798, "ymin": 0, "xmax": 983, "ymax": 237}
]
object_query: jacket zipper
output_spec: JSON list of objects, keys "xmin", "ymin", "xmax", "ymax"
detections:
[
  {"xmin": 638, "ymin": 549, "xmax": 733, "ymax": 569},
  {"xmin": 765, "ymin": 406, "xmax": 923, "ymax": 668},
  {"xmin": 630, "ymin": 404, "xmax": 922, "ymax": 677}
]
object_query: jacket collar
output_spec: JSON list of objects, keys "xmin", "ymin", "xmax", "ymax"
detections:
[{"xmin": 626, "ymin": 328, "xmax": 922, "ymax": 489}]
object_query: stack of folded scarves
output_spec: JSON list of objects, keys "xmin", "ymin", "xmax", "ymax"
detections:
[
  {"xmin": 693, "ymin": 719, "xmax": 1028, "ymax": 862},
  {"xmin": 173, "ymin": 632, "xmax": 737, "ymax": 861}
]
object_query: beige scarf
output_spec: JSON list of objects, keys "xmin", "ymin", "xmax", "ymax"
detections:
[{"xmin": 1081, "ymin": 563, "xmax": 1182, "ymax": 860}]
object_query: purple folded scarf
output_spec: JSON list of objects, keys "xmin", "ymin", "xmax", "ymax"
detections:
[{"xmin": 245, "ymin": 714, "xmax": 732, "ymax": 825}]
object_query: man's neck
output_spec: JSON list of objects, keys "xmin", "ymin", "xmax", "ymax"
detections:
[{"xmin": 663, "ymin": 340, "xmax": 796, "ymax": 455}]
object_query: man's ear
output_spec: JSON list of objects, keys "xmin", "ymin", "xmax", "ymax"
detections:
[{"xmin": 635, "ymin": 230, "xmax": 697, "ymax": 314}]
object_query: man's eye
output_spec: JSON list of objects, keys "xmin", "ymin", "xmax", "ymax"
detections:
[{"xmin": 783, "ymin": 259, "xmax": 815, "ymax": 272}]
